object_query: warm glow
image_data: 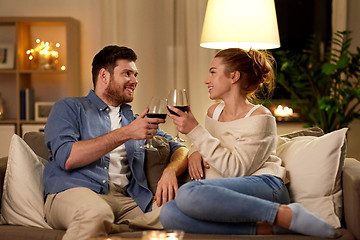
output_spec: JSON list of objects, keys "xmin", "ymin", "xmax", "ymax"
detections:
[
  {"xmin": 26, "ymin": 39, "xmax": 61, "ymax": 70},
  {"xmin": 167, "ymin": 233, "xmax": 178, "ymax": 240},
  {"xmin": 60, "ymin": 65, "xmax": 66, "ymax": 71},
  {"xmin": 274, "ymin": 105, "xmax": 294, "ymax": 117},
  {"xmin": 200, "ymin": 0, "xmax": 280, "ymax": 50}
]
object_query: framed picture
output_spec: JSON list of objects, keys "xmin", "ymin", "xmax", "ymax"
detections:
[
  {"xmin": 0, "ymin": 44, "xmax": 15, "ymax": 69},
  {"xmin": 35, "ymin": 101, "xmax": 54, "ymax": 121}
]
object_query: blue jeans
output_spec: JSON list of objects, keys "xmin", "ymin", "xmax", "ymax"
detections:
[{"xmin": 160, "ymin": 175, "xmax": 290, "ymax": 235}]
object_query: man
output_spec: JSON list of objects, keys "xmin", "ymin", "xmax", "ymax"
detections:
[{"xmin": 43, "ymin": 45, "xmax": 188, "ymax": 240}]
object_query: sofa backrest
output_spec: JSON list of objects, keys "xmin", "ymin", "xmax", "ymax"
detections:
[
  {"xmin": 23, "ymin": 132, "xmax": 50, "ymax": 161},
  {"xmin": 17, "ymin": 132, "xmax": 186, "ymax": 195}
]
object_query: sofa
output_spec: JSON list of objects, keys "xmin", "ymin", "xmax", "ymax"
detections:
[{"xmin": 0, "ymin": 128, "xmax": 359, "ymax": 240}]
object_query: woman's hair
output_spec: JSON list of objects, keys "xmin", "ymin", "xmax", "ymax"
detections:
[{"xmin": 215, "ymin": 48, "xmax": 275, "ymax": 102}]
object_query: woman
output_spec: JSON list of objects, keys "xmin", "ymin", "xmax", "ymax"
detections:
[{"xmin": 161, "ymin": 48, "xmax": 337, "ymax": 238}]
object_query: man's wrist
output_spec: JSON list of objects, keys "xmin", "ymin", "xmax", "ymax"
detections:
[
  {"xmin": 112, "ymin": 127, "xmax": 131, "ymax": 144},
  {"xmin": 163, "ymin": 167, "xmax": 177, "ymax": 176}
]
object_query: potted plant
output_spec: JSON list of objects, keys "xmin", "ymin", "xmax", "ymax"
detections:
[{"xmin": 273, "ymin": 31, "xmax": 360, "ymax": 133}]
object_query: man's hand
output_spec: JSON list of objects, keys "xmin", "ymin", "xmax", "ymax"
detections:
[
  {"xmin": 154, "ymin": 147, "xmax": 188, "ymax": 206},
  {"xmin": 154, "ymin": 167, "xmax": 178, "ymax": 207},
  {"xmin": 124, "ymin": 107, "xmax": 165, "ymax": 140},
  {"xmin": 188, "ymin": 151, "xmax": 209, "ymax": 180}
]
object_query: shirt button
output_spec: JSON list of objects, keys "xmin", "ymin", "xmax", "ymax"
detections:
[
  {"xmin": 104, "ymin": 167, "xmax": 107, "ymax": 170},
  {"xmin": 106, "ymin": 116, "xmax": 109, "ymax": 119},
  {"xmin": 107, "ymin": 108, "xmax": 110, "ymax": 111},
  {"xmin": 99, "ymin": 108, "xmax": 102, "ymax": 111},
  {"xmin": 102, "ymin": 180, "xmax": 106, "ymax": 183}
]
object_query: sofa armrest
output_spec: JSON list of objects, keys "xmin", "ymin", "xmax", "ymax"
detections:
[
  {"xmin": 0, "ymin": 156, "xmax": 8, "ymax": 211},
  {"xmin": 342, "ymin": 158, "xmax": 360, "ymax": 239}
]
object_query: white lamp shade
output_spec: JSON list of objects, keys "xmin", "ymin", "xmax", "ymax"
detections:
[{"xmin": 200, "ymin": 0, "xmax": 280, "ymax": 50}]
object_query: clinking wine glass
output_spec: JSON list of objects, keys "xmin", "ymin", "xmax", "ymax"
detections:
[
  {"xmin": 167, "ymin": 89, "xmax": 188, "ymax": 143},
  {"xmin": 140, "ymin": 97, "xmax": 168, "ymax": 151}
]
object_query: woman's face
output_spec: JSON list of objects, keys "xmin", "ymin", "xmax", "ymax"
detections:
[{"xmin": 205, "ymin": 57, "xmax": 233, "ymax": 100}]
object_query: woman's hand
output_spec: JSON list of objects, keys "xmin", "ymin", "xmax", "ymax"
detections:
[
  {"xmin": 188, "ymin": 151, "xmax": 209, "ymax": 180},
  {"xmin": 167, "ymin": 105, "xmax": 198, "ymax": 134}
]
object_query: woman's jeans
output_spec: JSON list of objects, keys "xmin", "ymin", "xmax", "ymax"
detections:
[{"xmin": 160, "ymin": 175, "xmax": 290, "ymax": 235}]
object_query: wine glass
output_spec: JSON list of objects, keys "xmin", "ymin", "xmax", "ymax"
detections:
[
  {"xmin": 140, "ymin": 97, "xmax": 168, "ymax": 151},
  {"xmin": 167, "ymin": 89, "xmax": 188, "ymax": 142}
]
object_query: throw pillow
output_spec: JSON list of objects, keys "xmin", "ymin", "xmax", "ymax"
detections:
[
  {"xmin": 280, "ymin": 126, "xmax": 325, "ymax": 138},
  {"xmin": 0, "ymin": 134, "xmax": 51, "ymax": 229},
  {"xmin": 145, "ymin": 136, "xmax": 171, "ymax": 194},
  {"xmin": 276, "ymin": 128, "xmax": 348, "ymax": 228},
  {"xmin": 23, "ymin": 131, "xmax": 49, "ymax": 161}
]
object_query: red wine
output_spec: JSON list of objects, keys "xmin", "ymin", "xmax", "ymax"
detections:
[
  {"xmin": 167, "ymin": 106, "xmax": 188, "ymax": 116},
  {"xmin": 147, "ymin": 113, "xmax": 167, "ymax": 119}
]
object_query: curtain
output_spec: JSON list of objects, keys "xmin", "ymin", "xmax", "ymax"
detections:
[{"xmin": 100, "ymin": 0, "xmax": 215, "ymax": 137}]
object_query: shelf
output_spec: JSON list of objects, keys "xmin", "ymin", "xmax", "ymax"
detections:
[
  {"xmin": 0, "ymin": 17, "xmax": 80, "ymax": 136},
  {"xmin": 18, "ymin": 70, "xmax": 67, "ymax": 74},
  {"xmin": 0, "ymin": 120, "xmax": 17, "ymax": 124},
  {"xmin": 0, "ymin": 70, "xmax": 17, "ymax": 74},
  {"xmin": 19, "ymin": 120, "xmax": 47, "ymax": 124}
]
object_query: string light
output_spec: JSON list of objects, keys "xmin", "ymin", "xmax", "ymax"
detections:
[{"xmin": 26, "ymin": 39, "xmax": 62, "ymax": 70}]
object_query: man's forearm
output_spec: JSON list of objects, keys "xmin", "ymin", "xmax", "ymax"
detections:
[{"xmin": 65, "ymin": 127, "xmax": 130, "ymax": 170}]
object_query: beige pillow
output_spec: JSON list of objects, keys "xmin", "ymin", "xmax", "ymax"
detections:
[
  {"xmin": 276, "ymin": 128, "xmax": 348, "ymax": 228},
  {"xmin": 0, "ymin": 134, "xmax": 51, "ymax": 229}
]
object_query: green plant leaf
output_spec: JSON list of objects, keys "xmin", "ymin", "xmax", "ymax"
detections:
[
  {"xmin": 322, "ymin": 63, "xmax": 337, "ymax": 75},
  {"xmin": 337, "ymin": 55, "xmax": 350, "ymax": 69},
  {"xmin": 272, "ymin": 30, "xmax": 360, "ymax": 133}
]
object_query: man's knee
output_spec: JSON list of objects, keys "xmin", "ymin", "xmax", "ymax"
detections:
[{"xmin": 80, "ymin": 200, "xmax": 114, "ymax": 224}]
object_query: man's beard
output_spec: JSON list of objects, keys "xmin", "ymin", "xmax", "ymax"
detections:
[{"xmin": 104, "ymin": 78, "xmax": 134, "ymax": 106}]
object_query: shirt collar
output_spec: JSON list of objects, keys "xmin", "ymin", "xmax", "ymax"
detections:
[{"xmin": 86, "ymin": 90, "xmax": 108, "ymax": 111}]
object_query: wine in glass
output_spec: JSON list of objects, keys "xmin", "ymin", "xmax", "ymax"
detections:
[
  {"xmin": 167, "ymin": 89, "xmax": 188, "ymax": 142},
  {"xmin": 140, "ymin": 97, "xmax": 167, "ymax": 151}
]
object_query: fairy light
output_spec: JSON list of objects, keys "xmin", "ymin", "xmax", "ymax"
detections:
[{"xmin": 26, "ymin": 39, "xmax": 62, "ymax": 70}]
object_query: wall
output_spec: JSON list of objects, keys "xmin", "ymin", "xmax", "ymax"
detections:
[
  {"xmin": 345, "ymin": 0, "xmax": 360, "ymax": 160},
  {"xmin": 0, "ymin": 0, "xmax": 359, "ymax": 159},
  {"xmin": 0, "ymin": 0, "xmax": 103, "ymax": 97}
]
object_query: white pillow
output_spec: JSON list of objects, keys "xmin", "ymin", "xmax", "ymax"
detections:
[
  {"xmin": 0, "ymin": 134, "xmax": 51, "ymax": 229},
  {"xmin": 276, "ymin": 128, "xmax": 347, "ymax": 228}
]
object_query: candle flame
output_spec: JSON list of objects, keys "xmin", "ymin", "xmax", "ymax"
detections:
[{"xmin": 274, "ymin": 105, "xmax": 293, "ymax": 117}]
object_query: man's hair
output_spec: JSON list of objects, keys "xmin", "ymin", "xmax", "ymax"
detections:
[{"xmin": 91, "ymin": 45, "xmax": 137, "ymax": 88}]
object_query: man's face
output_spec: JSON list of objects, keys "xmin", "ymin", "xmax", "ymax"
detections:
[{"xmin": 104, "ymin": 59, "xmax": 138, "ymax": 106}]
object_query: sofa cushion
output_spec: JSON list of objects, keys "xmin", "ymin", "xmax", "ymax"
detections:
[
  {"xmin": 23, "ymin": 132, "xmax": 49, "ymax": 161},
  {"xmin": 0, "ymin": 134, "xmax": 51, "ymax": 229},
  {"xmin": 0, "ymin": 157, "xmax": 7, "ymax": 208},
  {"xmin": 279, "ymin": 126, "xmax": 325, "ymax": 138},
  {"xmin": 145, "ymin": 136, "xmax": 171, "ymax": 194},
  {"xmin": 276, "ymin": 127, "xmax": 348, "ymax": 228}
]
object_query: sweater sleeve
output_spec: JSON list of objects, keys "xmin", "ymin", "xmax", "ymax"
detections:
[{"xmin": 186, "ymin": 115, "xmax": 278, "ymax": 178}]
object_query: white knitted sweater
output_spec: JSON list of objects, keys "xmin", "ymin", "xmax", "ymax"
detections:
[{"xmin": 187, "ymin": 114, "xmax": 287, "ymax": 182}]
